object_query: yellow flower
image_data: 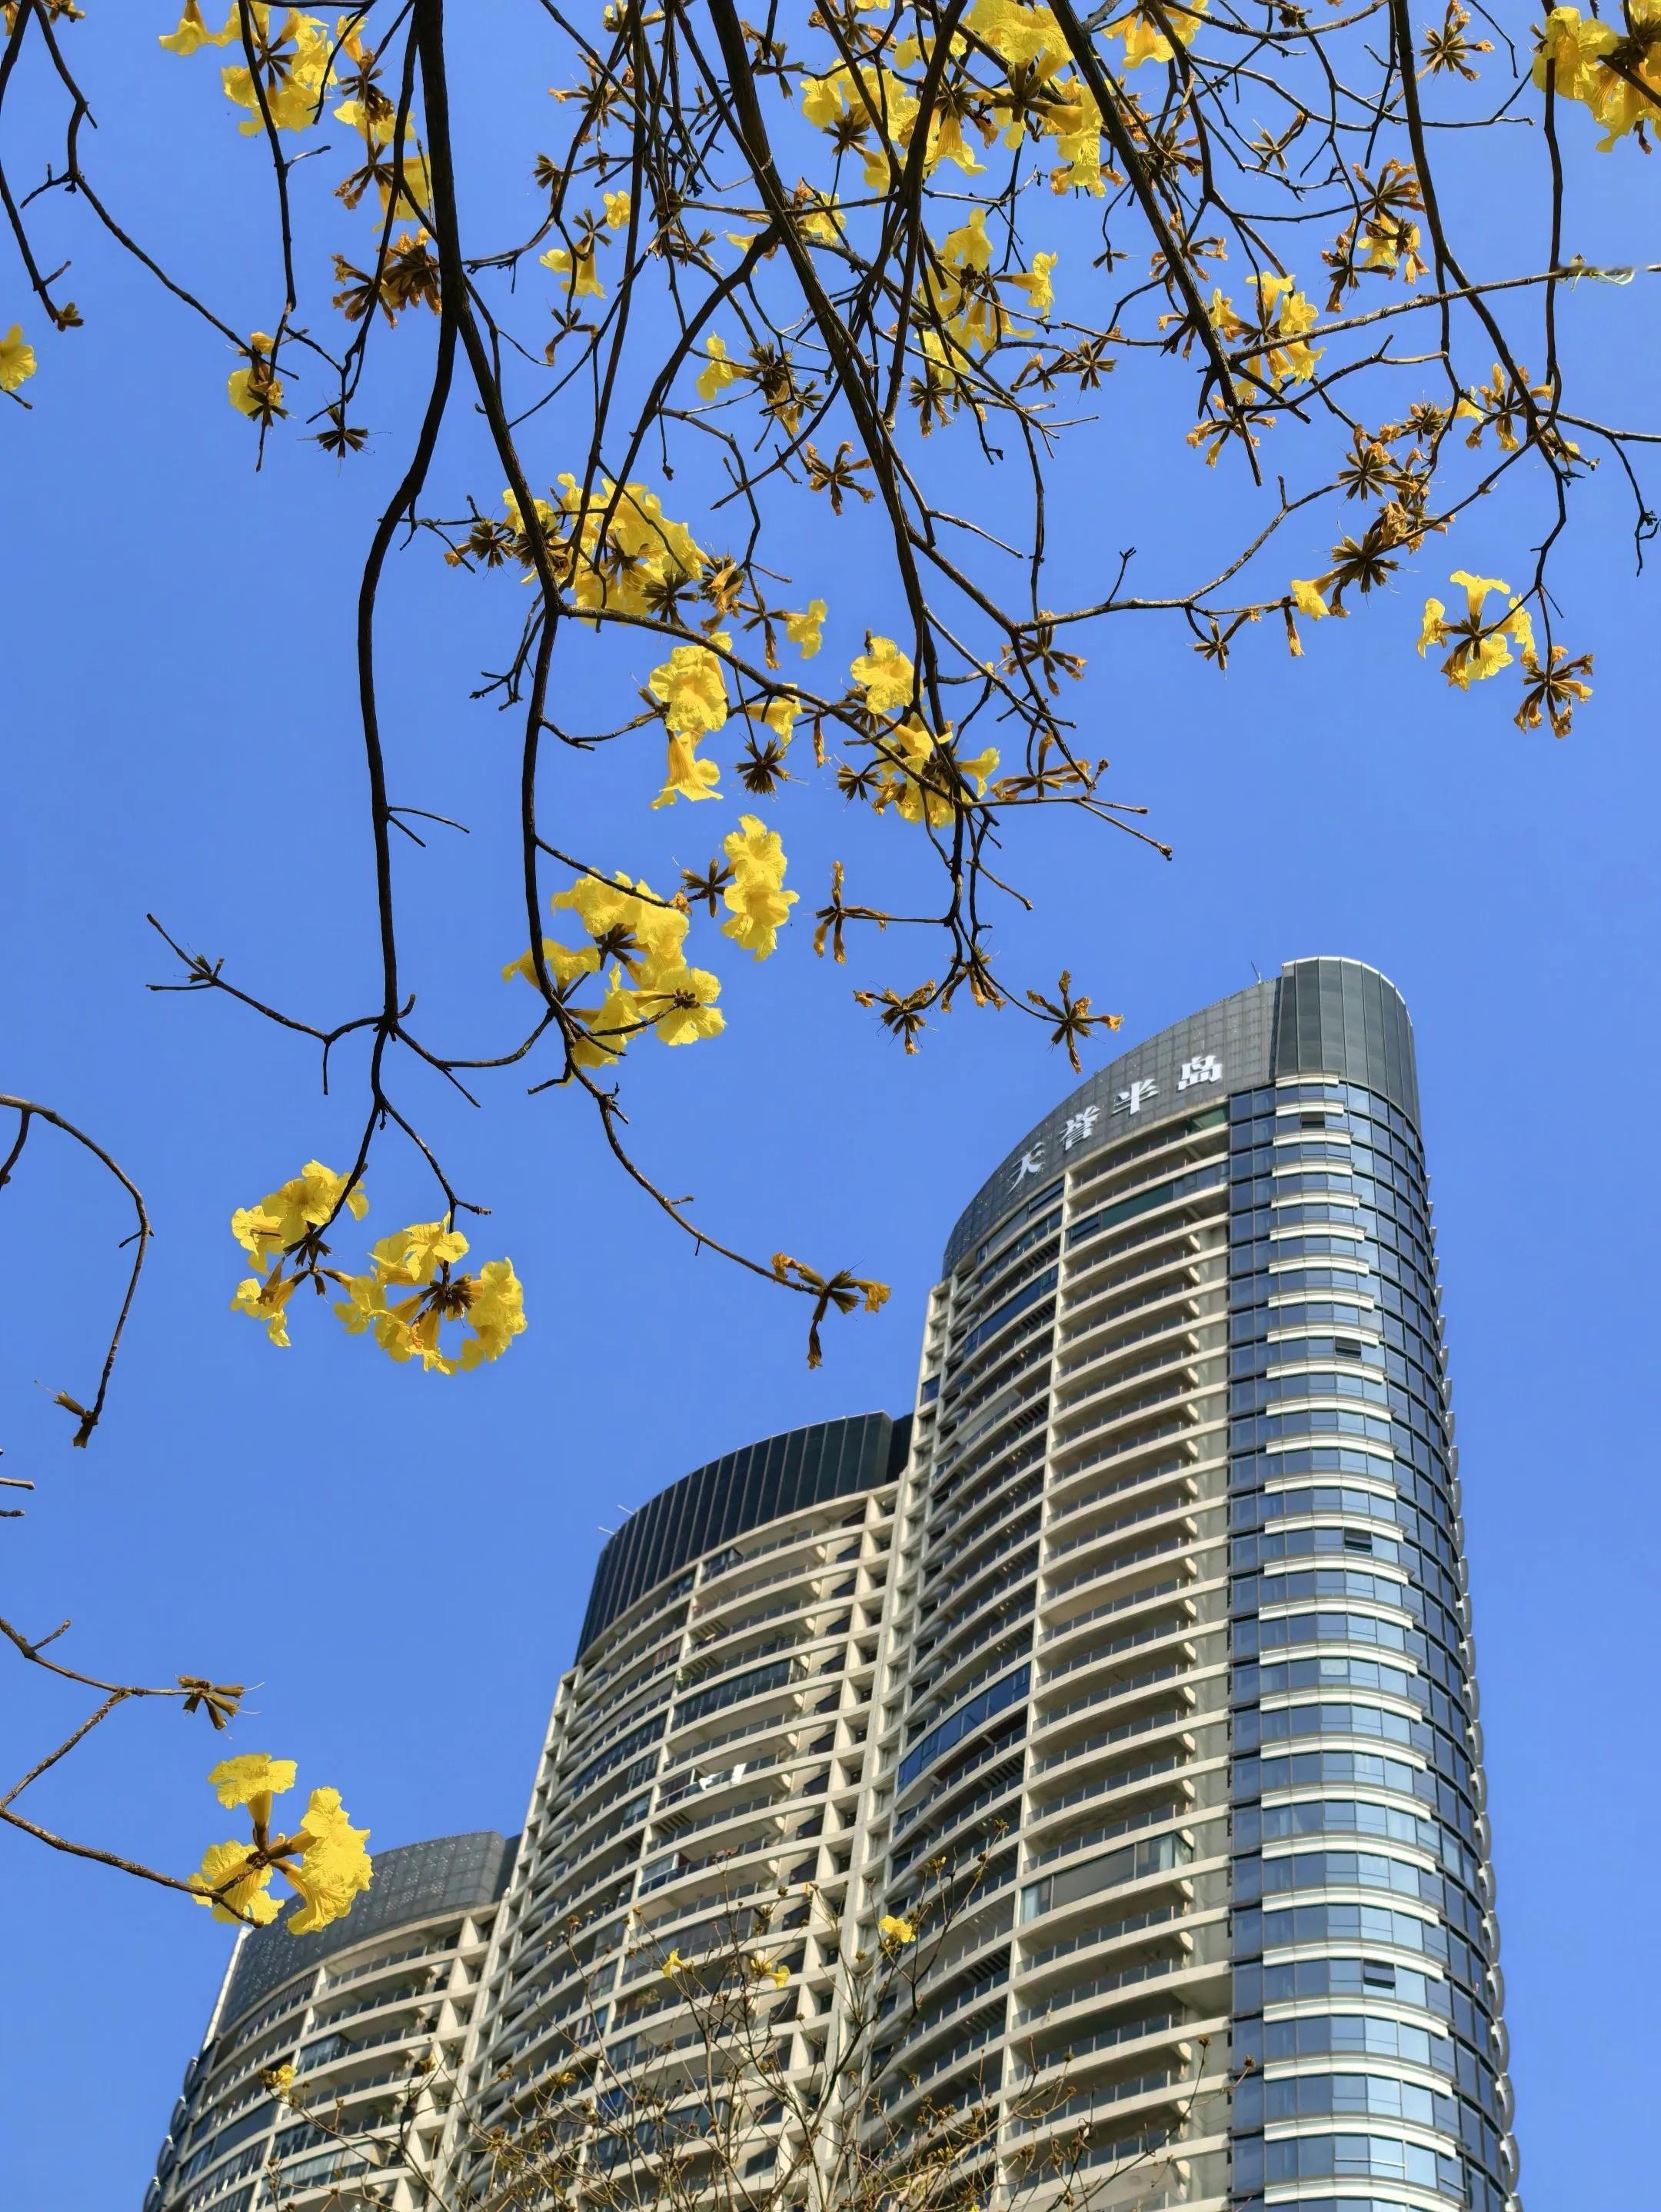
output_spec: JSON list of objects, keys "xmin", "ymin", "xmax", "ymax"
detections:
[
  {"xmin": 1532, "ymin": 5, "xmax": 1624, "ymax": 132},
  {"xmin": 231, "ymin": 1161, "xmax": 368, "ymax": 1268},
  {"xmin": 851, "ymin": 635, "xmax": 916, "ymax": 717},
  {"xmin": 1290, "ymin": 579, "xmax": 1330, "ymax": 620},
  {"xmin": 285, "ymin": 1787, "xmax": 374, "ymax": 1935},
  {"xmin": 455, "ymin": 1259, "xmax": 527, "ymax": 1369},
  {"xmin": 189, "ymin": 1757, "xmax": 371, "ymax": 1935},
  {"xmin": 227, "ymin": 332, "xmax": 285, "ymax": 421},
  {"xmin": 655, "ymin": 733, "xmax": 722, "ymax": 808},
  {"xmin": 603, "ymin": 189, "xmax": 632, "ymax": 228},
  {"xmin": 878, "ymin": 1913, "xmax": 917, "ymax": 1946},
  {"xmin": 567, "ymin": 973, "xmax": 642, "ymax": 1069},
  {"xmin": 501, "ymin": 936, "xmax": 603, "ymax": 990},
  {"xmin": 696, "ymin": 334, "xmax": 741, "ymax": 401},
  {"xmin": 927, "ymin": 109, "xmax": 987, "ymax": 177},
  {"xmin": 210, "ymin": 1752, "xmax": 298, "ymax": 1815},
  {"xmin": 231, "ymin": 1268, "xmax": 300, "ymax": 1348},
  {"xmin": 0, "ymin": 324, "xmax": 34, "ymax": 394},
  {"xmin": 540, "ymin": 242, "xmax": 604, "ymax": 298},
  {"xmin": 801, "ymin": 67, "xmax": 853, "ymax": 129},
  {"xmin": 650, "ymin": 643, "xmax": 729, "ymax": 739},
  {"xmin": 721, "ymin": 815, "xmax": 798, "ymax": 959},
  {"xmin": 191, "ymin": 1838, "xmax": 281, "ymax": 1927},
  {"xmin": 1011, "ymin": 252, "xmax": 1058, "ymax": 320},
  {"xmin": 650, "ymin": 645, "xmax": 729, "ymax": 805},
  {"xmin": 1105, "ymin": 0, "xmax": 1207, "ymax": 68},
  {"xmin": 639, "ymin": 963, "xmax": 724, "ymax": 1045},
  {"xmin": 662, "ymin": 1947, "xmax": 689, "ymax": 1976},
  {"xmin": 749, "ymin": 1956, "xmax": 791, "ymax": 1987},
  {"xmin": 158, "ymin": 0, "xmax": 235, "ymax": 51},
  {"xmin": 784, "ymin": 600, "xmax": 826, "ymax": 658},
  {"xmin": 939, "ymin": 205, "xmax": 993, "ymax": 274}
]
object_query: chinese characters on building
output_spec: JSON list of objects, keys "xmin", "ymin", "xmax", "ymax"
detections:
[{"xmin": 1009, "ymin": 1051, "xmax": 1224, "ymax": 1190}]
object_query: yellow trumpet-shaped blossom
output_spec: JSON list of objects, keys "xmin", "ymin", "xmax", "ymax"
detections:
[
  {"xmin": 232, "ymin": 1161, "xmax": 368, "ymax": 1273},
  {"xmin": 540, "ymin": 240, "xmax": 604, "ymax": 298},
  {"xmin": 189, "ymin": 1754, "xmax": 371, "ymax": 1935},
  {"xmin": 501, "ymin": 936, "xmax": 603, "ymax": 991},
  {"xmin": 639, "ymin": 962, "xmax": 726, "ymax": 1045},
  {"xmin": 721, "ymin": 815, "xmax": 798, "ymax": 959},
  {"xmin": 969, "ymin": 0, "xmax": 1070, "ymax": 72},
  {"xmin": 784, "ymin": 600, "xmax": 826, "ymax": 658},
  {"xmin": 158, "ymin": 0, "xmax": 236, "ymax": 53},
  {"xmin": 697, "ymin": 334, "xmax": 741, "ymax": 401},
  {"xmin": 603, "ymin": 190, "xmax": 631, "ymax": 228},
  {"xmin": 227, "ymin": 332, "xmax": 285, "ymax": 421},
  {"xmin": 650, "ymin": 643, "xmax": 730, "ymax": 739},
  {"xmin": 1417, "ymin": 570, "xmax": 1536, "ymax": 688},
  {"xmin": 1010, "ymin": 252, "xmax": 1058, "ymax": 320},
  {"xmin": 1290, "ymin": 579, "xmax": 1331, "ymax": 621},
  {"xmin": 851, "ymin": 635, "xmax": 916, "ymax": 717},
  {"xmin": 0, "ymin": 324, "xmax": 38, "ymax": 393},
  {"xmin": 878, "ymin": 1913, "xmax": 917, "ymax": 1946},
  {"xmin": 1105, "ymin": 0, "xmax": 1208, "ymax": 69},
  {"xmin": 1533, "ymin": 6, "xmax": 1660, "ymax": 148},
  {"xmin": 650, "ymin": 646, "xmax": 728, "ymax": 805}
]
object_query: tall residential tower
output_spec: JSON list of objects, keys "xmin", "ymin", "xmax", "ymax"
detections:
[{"xmin": 873, "ymin": 957, "xmax": 1516, "ymax": 2212}]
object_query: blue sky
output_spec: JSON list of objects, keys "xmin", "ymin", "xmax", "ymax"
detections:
[{"xmin": 3, "ymin": 8, "xmax": 1658, "ymax": 2206}]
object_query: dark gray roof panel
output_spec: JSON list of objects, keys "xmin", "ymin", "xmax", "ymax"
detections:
[
  {"xmin": 577, "ymin": 1412, "xmax": 910, "ymax": 1657},
  {"xmin": 217, "ymin": 1829, "xmax": 516, "ymax": 2034}
]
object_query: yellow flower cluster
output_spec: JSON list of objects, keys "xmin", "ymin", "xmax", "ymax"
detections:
[
  {"xmin": 799, "ymin": 0, "xmax": 1198, "ymax": 198},
  {"xmin": 849, "ymin": 637, "xmax": 999, "ymax": 826},
  {"xmin": 160, "ymin": 3, "xmax": 339, "ymax": 134},
  {"xmin": 335, "ymin": 1224, "xmax": 527, "ymax": 1374},
  {"xmin": 504, "ymin": 475, "xmax": 709, "ymax": 620},
  {"xmin": 721, "ymin": 815, "xmax": 797, "ymax": 960},
  {"xmin": 189, "ymin": 1753, "xmax": 371, "ymax": 1935},
  {"xmin": 878, "ymin": 1912, "xmax": 917, "ymax": 1947},
  {"xmin": 230, "ymin": 1162, "xmax": 525, "ymax": 1372},
  {"xmin": 1416, "ymin": 569, "xmax": 1533, "ymax": 689},
  {"xmin": 505, "ymin": 871, "xmax": 724, "ymax": 1061},
  {"xmin": 1208, "ymin": 274, "xmax": 1323, "ymax": 390},
  {"xmin": 231, "ymin": 1160, "xmax": 369, "ymax": 1344},
  {"xmin": 1535, "ymin": 5, "xmax": 1661, "ymax": 149},
  {"xmin": 930, "ymin": 206, "xmax": 1058, "ymax": 357}
]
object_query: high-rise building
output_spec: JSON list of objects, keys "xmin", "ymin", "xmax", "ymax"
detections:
[
  {"xmin": 142, "ymin": 1832, "xmax": 514, "ymax": 2212},
  {"xmin": 464, "ymin": 1414, "xmax": 913, "ymax": 2167},
  {"xmin": 144, "ymin": 958, "xmax": 1519, "ymax": 2212},
  {"xmin": 870, "ymin": 957, "xmax": 1516, "ymax": 2212}
]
